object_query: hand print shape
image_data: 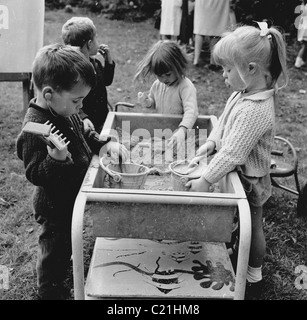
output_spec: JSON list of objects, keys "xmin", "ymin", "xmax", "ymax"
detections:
[{"xmin": 192, "ymin": 260, "xmax": 235, "ymax": 291}]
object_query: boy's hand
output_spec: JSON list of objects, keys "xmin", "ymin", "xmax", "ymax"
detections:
[
  {"xmin": 98, "ymin": 44, "xmax": 113, "ymax": 64},
  {"xmin": 107, "ymin": 141, "xmax": 129, "ymax": 162},
  {"xmin": 83, "ymin": 118, "xmax": 95, "ymax": 133},
  {"xmin": 47, "ymin": 145, "xmax": 69, "ymax": 161}
]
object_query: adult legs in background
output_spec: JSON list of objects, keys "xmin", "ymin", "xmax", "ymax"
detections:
[
  {"xmin": 193, "ymin": 34, "xmax": 203, "ymax": 65},
  {"xmin": 194, "ymin": 35, "xmax": 220, "ymax": 68},
  {"xmin": 295, "ymin": 41, "xmax": 307, "ymax": 68},
  {"xmin": 209, "ymin": 36, "xmax": 219, "ymax": 64},
  {"xmin": 161, "ymin": 35, "xmax": 178, "ymax": 41}
]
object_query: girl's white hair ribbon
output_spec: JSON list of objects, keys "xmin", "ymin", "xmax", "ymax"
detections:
[{"xmin": 256, "ymin": 21, "xmax": 270, "ymax": 36}]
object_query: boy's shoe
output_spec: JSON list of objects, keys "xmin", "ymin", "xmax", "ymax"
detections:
[
  {"xmin": 245, "ymin": 280, "xmax": 264, "ymax": 300},
  {"xmin": 295, "ymin": 56, "xmax": 306, "ymax": 68},
  {"xmin": 37, "ymin": 284, "xmax": 71, "ymax": 300}
]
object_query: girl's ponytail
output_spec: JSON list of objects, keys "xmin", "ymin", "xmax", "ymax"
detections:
[{"xmin": 268, "ymin": 27, "xmax": 288, "ymax": 90}]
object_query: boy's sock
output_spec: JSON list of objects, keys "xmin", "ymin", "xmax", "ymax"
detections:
[{"xmin": 246, "ymin": 265, "xmax": 262, "ymax": 283}]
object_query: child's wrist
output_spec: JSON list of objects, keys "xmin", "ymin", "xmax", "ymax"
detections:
[
  {"xmin": 47, "ymin": 151, "xmax": 68, "ymax": 162},
  {"xmin": 200, "ymin": 176, "xmax": 215, "ymax": 192},
  {"xmin": 178, "ymin": 125, "xmax": 187, "ymax": 131},
  {"xmin": 178, "ymin": 125, "xmax": 188, "ymax": 137},
  {"xmin": 106, "ymin": 56, "xmax": 113, "ymax": 64},
  {"xmin": 145, "ymin": 97, "xmax": 153, "ymax": 108}
]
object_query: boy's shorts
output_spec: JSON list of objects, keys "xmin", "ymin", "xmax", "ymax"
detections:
[{"xmin": 238, "ymin": 172, "xmax": 272, "ymax": 208}]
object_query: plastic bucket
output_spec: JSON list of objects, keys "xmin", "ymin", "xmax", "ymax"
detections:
[
  {"xmin": 169, "ymin": 160, "xmax": 202, "ymax": 191},
  {"xmin": 100, "ymin": 158, "xmax": 151, "ymax": 189}
]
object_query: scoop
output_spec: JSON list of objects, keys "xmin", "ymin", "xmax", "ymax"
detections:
[
  {"xmin": 172, "ymin": 155, "xmax": 207, "ymax": 177},
  {"xmin": 172, "ymin": 162, "xmax": 198, "ymax": 175}
]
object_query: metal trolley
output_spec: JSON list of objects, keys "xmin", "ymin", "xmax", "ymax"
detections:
[{"xmin": 71, "ymin": 112, "xmax": 251, "ymax": 300}]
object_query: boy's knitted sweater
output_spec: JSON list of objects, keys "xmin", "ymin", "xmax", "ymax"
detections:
[
  {"xmin": 16, "ymin": 100, "xmax": 110, "ymax": 227},
  {"xmin": 148, "ymin": 77, "xmax": 198, "ymax": 129},
  {"xmin": 203, "ymin": 89, "xmax": 276, "ymax": 184}
]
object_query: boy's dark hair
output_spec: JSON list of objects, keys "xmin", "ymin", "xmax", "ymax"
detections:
[
  {"xmin": 62, "ymin": 17, "xmax": 96, "ymax": 47},
  {"xmin": 32, "ymin": 43, "xmax": 96, "ymax": 92}
]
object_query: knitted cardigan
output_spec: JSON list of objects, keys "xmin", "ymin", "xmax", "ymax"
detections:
[
  {"xmin": 203, "ymin": 89, "xmax": 276, "ymax": 184},
  {"xmin": 16, "ymin": 100, "xmax": 110, "ymax": 228},
  {"xmin": 148, "ymin": 77, "xmax": 199, "ymax": 129}
]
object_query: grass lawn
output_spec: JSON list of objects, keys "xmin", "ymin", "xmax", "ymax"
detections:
[{"xmin": 0, "ymin": 7, "xmax": 307, "ymax": 300}]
